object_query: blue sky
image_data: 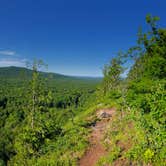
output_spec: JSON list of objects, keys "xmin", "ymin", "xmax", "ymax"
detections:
[{"xmin": 0, "ymin": 0, "xmax": 166, "ymax": 76}]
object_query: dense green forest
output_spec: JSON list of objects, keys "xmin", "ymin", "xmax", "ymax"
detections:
[
  {"xmin": 0, "ymin": 65, "xmax": 101, "ymax": 165},
  {"xmin": 0, "ymin": 15, "xmax": 165, "ymax": 166}
]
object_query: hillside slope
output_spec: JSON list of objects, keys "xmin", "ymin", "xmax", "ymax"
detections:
[{"xmin": 0, "ymin": 66, "xmax": 101, "ymax": 91}]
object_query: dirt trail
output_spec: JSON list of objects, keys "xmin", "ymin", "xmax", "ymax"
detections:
[{"xmin": 79, "ymin": 108, "xmax": 115, "ymax": 166}]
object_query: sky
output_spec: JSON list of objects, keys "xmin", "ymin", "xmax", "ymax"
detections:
[{"xmin": 0, "ymin": 0, "xmax": 166, "ymax": 76}]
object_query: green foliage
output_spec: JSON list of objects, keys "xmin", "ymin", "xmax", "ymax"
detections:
[
  {"xmin": 0, "ymin": 63, "xmax": 100, "ymax": 165},
  {"xmin": 144, "ymin": 149, "xmax": 154, "ymax": 163},
  {"xmin": 100, "ymin": 56, "xmax": 124, "ymax": 95},
  {"xmin": 100, "ymin": 14, "xmax": 166, "ymax": 165},
  {"xmin": 97, "ymin": 146, "xmax": 121, "ymax": 165}
]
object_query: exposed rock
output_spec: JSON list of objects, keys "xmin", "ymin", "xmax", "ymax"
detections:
[{"xmin": 97, "ymin": 111, "xmax": 112, "ymax": 119}]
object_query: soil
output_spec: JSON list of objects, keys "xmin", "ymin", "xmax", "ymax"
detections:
[{"xmin": 79, "ymin": 108, "xmax": 116, "ymax": 166}]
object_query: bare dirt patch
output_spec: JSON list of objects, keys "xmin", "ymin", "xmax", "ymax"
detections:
[{"xmin": 79, "ymin": 108, "xmax": 116, "ymax": 166}]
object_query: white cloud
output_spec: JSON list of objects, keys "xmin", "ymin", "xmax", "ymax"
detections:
[
  {"xmin": 0, "ymin": 58, "xmax": 27, "ymax": 67},
  {"xmin": 0, "ymin": 50, "xmax": 16, "ymax": 56}
]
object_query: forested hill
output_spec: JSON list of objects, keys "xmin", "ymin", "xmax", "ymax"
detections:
[
  {"xmin": 0, "ymin": 66, "xmax": 101, "ymax": 82},
  {"xmin": 0, "ymin": 66, "xmax": 101, "ymax": 89}
]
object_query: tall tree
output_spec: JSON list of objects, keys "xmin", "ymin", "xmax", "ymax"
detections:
[
  {"xmin": 102, "ymin": 56, "xmax": 124, "ymax": 95},
  {"xmin": 26, "ymin": 60, "xmax": 47, "ymax": 129}
]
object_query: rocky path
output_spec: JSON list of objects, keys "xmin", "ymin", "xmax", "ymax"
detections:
[{"xmin": 79, "ymin": 108, "xmax": 115, "ymax": 166}]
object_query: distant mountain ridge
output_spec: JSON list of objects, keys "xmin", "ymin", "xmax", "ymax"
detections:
[
  {"xmin": 0, "ymin": 66, "xmax": 101, "ymax": 88},
  {"xmin": 0, "ymin": 66, "xmax": 101, "ymax": 79}
]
